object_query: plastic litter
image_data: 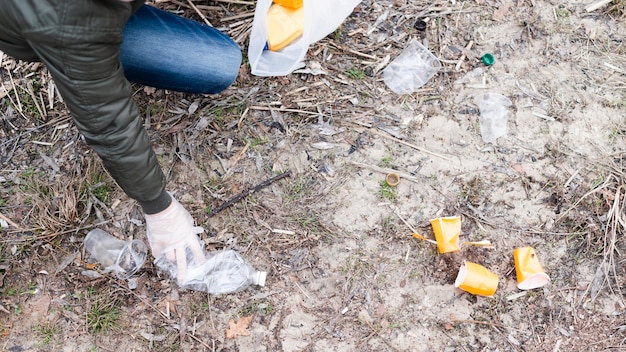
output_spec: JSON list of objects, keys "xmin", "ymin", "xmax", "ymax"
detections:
[
  {"xmin": 383, "ymin": 40, "xmax": 441, "ymax": 94},
  {"xmin": 385, "ymin": 173, "xmax": 400, "ymax": 187},
  {"xmin": 83, "ymin": 228, "xmax": 147, "ymax": 280},
  {"xmin": 475, "ymin": 93, "xmax": 512, "ymax": 143},
  {"xmin": 266, "ymin": 3, "xmax": 304, "ymax": 51},
  {"xmin": 430, "ymin": 216, "xmax": 461, "ymax": 253},
  {"xmin": 414, "ymin": 20, "xmax": 427, "ymax": 31},
  {"xmin": 513, "ymin": 247, "xmax": 550, "ymax": 290},
  {"xmin": 481, "ymin": 53, "xmax": 495, "ymax": 66},
  {"xmin": 455, "ymin": 261, "xmax": 499, "ymax": 297},
  {"xmin": 249, "ymin": 0, "xmax": 362, "ymax": 76},
  {"xmin": 175, "ymin": 250, "xmax": 267, "ymax": 295}
]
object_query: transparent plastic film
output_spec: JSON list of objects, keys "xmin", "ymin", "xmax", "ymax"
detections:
[
  {"xmin": 383, "ymin": 40, "xmax": 441, "ymax": 94},
  {"xmin": 83, "ymin": 229, "xmax": 147, "ymax": 280},
  {"xmin": 176, "ymin": 250, "xmax": 267, "ymax": 295}
]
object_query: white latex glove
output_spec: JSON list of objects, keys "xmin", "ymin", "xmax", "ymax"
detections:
[{"xmin": 145, "ymin": 197, "xmax": 206, "ymax": 285}]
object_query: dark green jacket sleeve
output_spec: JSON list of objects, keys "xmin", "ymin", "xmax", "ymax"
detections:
[{"xmin": 1, "ymin": 0, "xmax": 169, "ymax": 211}]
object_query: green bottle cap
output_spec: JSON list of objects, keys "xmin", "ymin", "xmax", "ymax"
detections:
[{"xmin": 481, "ymin": 53, "xmax": 495, "ymax": 66}]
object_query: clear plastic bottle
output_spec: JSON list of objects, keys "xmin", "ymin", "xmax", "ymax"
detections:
[
  {"xmin": 182, "ymin": 250, "xmax": 267, "ymax": 295},
  {"xmin": 83, "ymin": 229, "xmax": 147, "ymax": 279}
]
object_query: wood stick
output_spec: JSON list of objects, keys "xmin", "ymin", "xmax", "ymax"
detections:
[
  {"xmin": 186, "ymin": 0, "xmax": 212, "ymax": 27},
  {"xmin": 369, "ymin": 129, "xmax": 454, "ymax": 161},
  {"xmin": 348, "ymin": 161, "xmax": 421, "ymax": 184},
  {"xmin": 202, "ymin": 0, "xmax": 254, "ymax": 4},
  {"xmin": 249, "ymin": 105, "xmax": 321, "ymax": 115},
  {"xmin": 585, "ymin": 0, "xmax": 613, "ymax": 12},
  {"xmin": 222, "ymin": 143, "xmax": 250, "ymax": 180},
  {"xmin": 0, "ymin": 211, "xmax": 23, "ymax": 231},
  {"xmin": 455, "ymin": 40, "xmax": 474, "ymax": 71},
  {"xmin": 208, "ymin": 170, "xmax": 292, "ymax": 217}
]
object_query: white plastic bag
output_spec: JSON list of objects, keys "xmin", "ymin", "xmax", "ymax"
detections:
[{"xmin": 248, "ymin": 0, "xmax": 362, "ymax": 76}]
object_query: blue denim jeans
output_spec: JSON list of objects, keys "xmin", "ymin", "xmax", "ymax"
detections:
[{"xmin": 121, "ymin": 5, "xmax": 242, "ymax": 94}]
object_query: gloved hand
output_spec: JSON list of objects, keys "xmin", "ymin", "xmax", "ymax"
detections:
[{"xmin": 145, "ymin": 196, "xmax": 206, "ymax": 285}]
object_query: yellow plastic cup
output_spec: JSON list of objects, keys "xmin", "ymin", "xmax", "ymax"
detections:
[
  {"xmin": 454, "ymin": 261, "xmax": 499, "ymax": 297},
  {"xmin": 266, "ymin": 4, "xmax": 304, "ymax": 51},
  {"xmin": 273, "ymin": 0, "xmax": 303, "ymax": 8},
  {"xmin": 430, "ymin": 216, "xmax": 461, "ymax": 253},
  {"xmin": 513, "ymin": 247, "xmax": 550, "ymax": 290}
]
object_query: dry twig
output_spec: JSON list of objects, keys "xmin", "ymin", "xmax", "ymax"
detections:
[{"xmin": 208, "ymin": 170, "xmax": 292, "ymax": 216}]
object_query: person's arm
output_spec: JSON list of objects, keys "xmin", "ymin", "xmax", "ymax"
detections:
[
  {"xmin": 24, "ymin": 0, "xmax": 205, "ymax": 282},
  {"xmin": 26, "ymin": 2, "xmax": 169, "ymax": 213}
]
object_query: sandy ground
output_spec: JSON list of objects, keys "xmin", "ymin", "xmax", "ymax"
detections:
[{"xmin": 1, "ymin": 0, "xmax": 625, "ymax": 351}]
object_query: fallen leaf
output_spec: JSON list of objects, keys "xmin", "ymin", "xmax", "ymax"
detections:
[
  {"xmin": 165, "ymin": 120, "xmax": 191, "ymax": 135},
  {"xmin": 492, "ymin": 1, "xmax": 512, "ymax": 22},
  {"xmin": 226, "ymin": 315, "xmax": 253, "ymax": 339},
  {"xmin": 510, "ymin": 163, "xmax": 525, "ymax": 175}
]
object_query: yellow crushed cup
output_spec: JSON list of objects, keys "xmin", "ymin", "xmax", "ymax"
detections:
[
  {"xmin": 454, "ymin": 261, "xmax": 499, "ymax": 297},
  {"xmin": 513, "ymin": 247, "xmax": 550, "ymax": 290},
  {"xmin": 273, "ymin": 0, "xmax": 303, "ymax": 8},
  {"xmin": 430, "ymin": 216, "xmax": 461, "ymax": 253},
  {"xmin": 266, "ymin": 4, "xmax": 304, "ymax": 51}
]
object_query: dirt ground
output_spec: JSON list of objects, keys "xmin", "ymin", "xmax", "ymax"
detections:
[{"xmin": 1, "ymin": 0, "xmax": 625, "ymax": 351}]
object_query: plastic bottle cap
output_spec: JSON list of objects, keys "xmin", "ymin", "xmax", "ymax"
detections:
[
  {"xmin": 385, "ymin": 173, "xmax": 400, "ymax": 187},
  {"xmin": 414, "ymin": 20, "xmax": 427, "ymax": 31},
  {"xmin": 481, "ymin": 53, "xmax": 495, "ymax": 66}
]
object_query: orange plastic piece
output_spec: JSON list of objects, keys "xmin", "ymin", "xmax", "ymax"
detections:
[
  {"xmin": 430, "ymin": 216, "xmax": 461, "ymax": 253},
  {"xmin": 513, "ymin": 247, "xmax": 550, "ymax": 290},
  {"xmin": 266, "ymin": 4, "xmax": 304, "ymax": 51},
  {"xmin": 273, "ymin": 0, "xmax": 303, "ymax": 8},
  {"xmin": 454, "ymin": 261, "xmax": 499, "ymax": 297}
]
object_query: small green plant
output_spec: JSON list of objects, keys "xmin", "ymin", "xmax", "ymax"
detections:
[
  {"xmin": 205, "ymin": 177, "xmax": 223, "ymax": 191},
  {"xmin": 22, "ymin": 167, "xmax": 40, "ymax": 178},
  {"xmin": 90, "ymin": 173, "xmax": 112, "ymax": 203},
  {"xmin": 86, "ymin": 294, "xmax": 121, "ymax": 333},
  {"xmin": 346, "ymin": 68, "xmax": 365, "ymax": 79},
  {"xmin": 286, "ymin": 176, "xmax": 309, "ymax": 202},
  {"xmin": 378, "ymin": 155, "xmax": 393, "ymax": 168},
  {"xmin": 240, "ymin": 301, "xmax": 274, "ymax": 316},
  {"xmin": 35, "ymin": 323, "xmax": 60, "ymax": 346},
  {"xmin": 554, "ymin": 5, "xmax": 570, "ymax": 19},
  {"xmin": 378, "ymin": 181, "xmax": 397, "ymax": 202},
  {"xmin": 242, "ymin": 137, "xmax": 268, "ymax": 148},
  {"xmin": 334, "ymin": 27, "xmax": 342, "ymax": 41}
]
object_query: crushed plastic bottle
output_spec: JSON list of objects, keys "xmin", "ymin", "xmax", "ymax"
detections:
[
  {"xmin": 83, "ymin": 229, "xmax": 148, "ymax": 280},
  {"xmin": 181, "ymin": 250, "xmax": 267, "ymax": 295}
]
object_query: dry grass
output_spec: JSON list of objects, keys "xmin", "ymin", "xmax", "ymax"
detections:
[{"xmin": 1, "ymin": 0, "xmax": 626, "ymax": 350}]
